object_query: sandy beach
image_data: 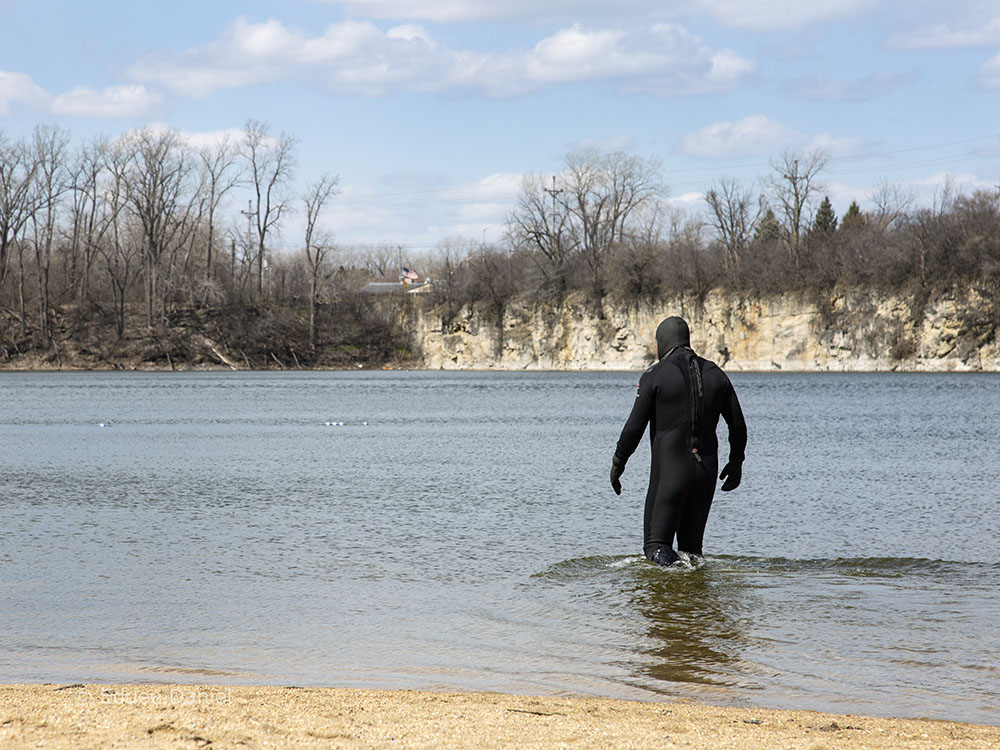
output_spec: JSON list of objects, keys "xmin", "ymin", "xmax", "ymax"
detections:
[{"xmin": 0, "ymin": 684, "xmax": 996, "ymax": 749}]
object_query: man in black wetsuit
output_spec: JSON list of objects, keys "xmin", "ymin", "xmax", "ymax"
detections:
[{"xmin": 610, "ymin": 317, "xmax": 747, "ymax": 567}]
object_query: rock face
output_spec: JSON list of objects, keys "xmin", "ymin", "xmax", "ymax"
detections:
[{"xmin": 413, "ymin": 288, "xmax": 1000, "ymax": 371}]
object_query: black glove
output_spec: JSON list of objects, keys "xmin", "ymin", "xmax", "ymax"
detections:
[
  {"xmin": 719, "ymin": 461, "xmax": 742, "ymax": 491},
  {"xmin": 610, "ymin": 453, "xmax": 625, "ymax": 495}
]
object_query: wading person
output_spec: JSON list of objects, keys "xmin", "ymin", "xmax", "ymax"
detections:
[{"xmin": 611, "ymin": 317, "xmax": 747, "ymax": 567}]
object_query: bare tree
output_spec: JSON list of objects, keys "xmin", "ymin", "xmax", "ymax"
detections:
[
  {"xmin": 869, "ymin": 179, "xmax": 914, "ymax": 232},
  {"xmin": 931, "ymin": 173, "xmax": 957, "ymax": 216},
  {"xmin": 94, "ymin": 139, "xmax": 133, "ymax": 338},
  {"xmin": 506, "ymin": 173, "xmax": 577, "ymax": 294},
  {"xmin": 198, "ymin": 135, "xmax": 244, "ymax": 289},
  {"xmin": 765, "ymin": 148, "xmax": 829, "ymax": 263},
  {"xmin": 302, "ymin": 172, "xmax": 339, "ymax": 351},
  {"xmin": 908, "ymin": 175, "xmax": 961, "ymax": 286},
  {"xmin": 704, "ymin": 176, "xmax": 764, "ymax": 278},
  {"xmin": 358, "ymin": 244, "xmax": 397, "ymax": 279},
  {"xmin": 67, "ymin": 137, "xmax": 110, "ymax": 303},
  {"xmin": 563, "ymin": 149, "xmax": 665, "ymax": 299},
  {"xmin": 0, "ymin": 131, "xmax": 39, "ymax": 293},
  {"xmin": 122, "ymin": 127, "xmax": 200, "ymax": 327},
  {"xmin": 608, "ymin": 202, "xmax": 666, "ymax": 301},
  {"xmin": 28, "ymin": 124, "xmax": 70, "ymax": 343},
  {"xmin": 243, "ymin": 119, "xmax": 297, "ymax": 296},
  {"xmin": 662, "ymin": 207, "xmax": 709, "ymax": 293},
  {"xmin": 428, "ymin": 238, "xmax": 474, "ymax": 327},
  {"xmin": 475, "ymin": 245, "xmax": 520, "ymax": 357}
]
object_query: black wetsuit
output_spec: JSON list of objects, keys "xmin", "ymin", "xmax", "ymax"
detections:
[{"xmin": 615, "ymin": 345, "xmax": 747, "ymax": 564}]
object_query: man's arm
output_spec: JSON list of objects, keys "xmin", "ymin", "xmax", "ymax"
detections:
[
  {"xmin": 611, "ymin": 369, "xmax": 655, "ymax": 494},
  {"xmin": 718, "ymin": 377, "xmax": 747, "ymax": 491}
]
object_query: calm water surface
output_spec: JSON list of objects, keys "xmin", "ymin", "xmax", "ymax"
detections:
[{"xmin": 1, "ymin": 371, "xmax": 998, "ymax": 725}]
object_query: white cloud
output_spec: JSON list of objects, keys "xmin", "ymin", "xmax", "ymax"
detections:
[
  {"xmin": 568, "ymin": 134, "xmax": 634, "ymax": 152},
  {"xmin": 981, "ymin": 52, "xmax": 1000, "ymax": 88},
  {"xmin": 471, "ymin": 171, "xmax": 524, "ymax": 195},
  {"xmin": 486, "ymin": 24, "xmax": 755, "ymax": 96},
  {"xmin": 384, "ymin": 23, "xmax": 436, "ymax": 45},
  {"xmin": 887, "ymin": 16, "xmax": 1000, "ymax": 49},
  {"xmin": 128, "ymin": 18, "xmax": 754, "ymax": 99},
  {"xmin": 326, "ymin": 171, "xmax": 523, "ymax": 246},
  {"xmin": 326, "ymin": 0, "xmax": 872, "ymax": 28},
  {"xmin": 825, "ymin": 171, "xmax": 995, "ymax": 218},
  {"xmin": 677, "ymin": 115, "xmax": 799, "ymax": 158},
  {"xmin": 666, "ymin": 191, "xmax": 704, "ymax": 207},
  {"xmin": 677, "ymin": 115, "xmax": 869, "ymax": 159},
  {"xmin": 50, "ymin": 85, "xmax": 161, "ymax": 118},
  {"xmin": 0, "ymin": 71, "xmax": 161, "ymax": 119},
  {"xmin": 709, "ymin": 49, "xmax": 757, "ymax": 81},
  {"xmin": 0, "ymin": 71, "xmax": 48, "ymax": 115},
  {"xmin": 784, "ymin": 70, "xmax": 919, "ymax": 101},
  {"xmin": 696, "ymin": 0, "xmax": 875, "ymax": 31},
  {"xmin": 320, "ymin": 0, "xmax": 663, "ymax": 23},
  {"xmin": 804, "ymin": 134, "xmax": 870, "ymax": 158},
  {"xmin": 822, "ymin": 181, "xmax": 867, "ymax": 213},
  {"xmin": 129, "ymin": 18, "xmax": 309, "ymax": 97},
  {"xmin": 823, "ymin": 169, "xmax": 996, "ymax": 218},
  {"xmin": 894, "ymin": 170, "xmax": 996, "ymax": 212},
  {"xmin": 169, "ymin": 126, "xmax": 253, "ymax": 151},
  {"xmin": 911, "ymin": 170, "xmax": 993, "ymax": 192}
]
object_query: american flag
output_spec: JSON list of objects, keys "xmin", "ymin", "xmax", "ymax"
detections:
[{"xmin": 400, "ymin": 267, "xmax": 419, "ymax": 281}]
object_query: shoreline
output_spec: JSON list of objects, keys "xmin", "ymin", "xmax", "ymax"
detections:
[
  {"xmin": 3, "ymin": 363, "xmax": 1000, "ymax": 374},
  {"xmin": 1, "ymin": 684, "xmax": 997, "ymax": 748}
]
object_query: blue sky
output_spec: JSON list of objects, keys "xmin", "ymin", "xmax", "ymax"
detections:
[{"xmin": 1, "ymin": 0, "xmax": 998, "ymax": 251}]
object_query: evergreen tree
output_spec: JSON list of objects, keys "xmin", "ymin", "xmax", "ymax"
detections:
[
  {"xmin": 812, "ymin": 196, "xmax": 837, "ymax": 233},
  {"xmin": 840, "ymin": 200, "xmax": 863, "ymax": 231},
  {"xmin": 753, "ymin": 208, "xmax": 782, "ymax": 244}
]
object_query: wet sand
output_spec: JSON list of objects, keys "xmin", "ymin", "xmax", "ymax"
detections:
[{"xmin": 1, "ymin": 684, "xmax": 997, "ymax": 748}]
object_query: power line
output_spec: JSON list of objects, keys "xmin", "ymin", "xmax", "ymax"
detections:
[
  {"xmin": 828, "ymin": 151, "xmax": 991, "ymax": 176},
  {"xmin": 664, "ymin": 144, "xmax": 997, "ymax": 188},
  {"xmin": 256, "ymin": 133, "xmax": 1000, "ymax": 248},
  {"xmin": 339, "ymin": 182, "xmax": 521, "ymax": 202},
  {"xmin": 830, "ymin": 135, "xmax": 999, "ymax": 163},
  {"xmin": 325, "ymin": 189, "xmax": 520, "ymax": 214},
  {"xmin": 308, "ymin": 135, "xmax": 1000, "ymax": 210}
]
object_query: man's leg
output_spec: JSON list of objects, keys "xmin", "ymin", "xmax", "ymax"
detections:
[
  {"xmin": 676, "ymin": 468, "xmax": 716, "ymax": 556},
  {"xmin": 644, "ymin": 483, "xmax": 688, "ymax": 566}
]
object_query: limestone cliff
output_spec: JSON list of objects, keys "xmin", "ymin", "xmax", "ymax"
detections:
[{"xmin": 412, "ymin": 287, "xmax": 1000, "ymax": 371}]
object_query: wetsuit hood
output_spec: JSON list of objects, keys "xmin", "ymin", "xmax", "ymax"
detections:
[{"xmin": 656, "ymin": 317, "xmax": 690, "ymax": 359}]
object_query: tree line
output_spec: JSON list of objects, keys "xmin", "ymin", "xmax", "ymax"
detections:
[
  {"xmin": 1, "ymin": 122, "xmax": 998, "ymax": 368},
  {"xmin": 0, "ymin": 121, "xmax": 413, "ymax": 367},
  {"xmin": 431, "ymin": 147, "xmax": 999, "ymax": 350}
]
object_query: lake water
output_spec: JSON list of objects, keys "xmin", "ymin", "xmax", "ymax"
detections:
[{"xmin": 1, "ymin": 371, "xmax": 998, "ymax": 725}]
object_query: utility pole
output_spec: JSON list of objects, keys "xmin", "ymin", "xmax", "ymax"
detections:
[
  {"xmin": 543, "ymin": 174, "xmax": 564, "ymax": 212},
  {"xmin": 996, "ymin": 137, "xmax": 1000, "ymax": 217},
  {"xmin": 240, "ymin": 200, "xmax": 256, "ymax": 275}
]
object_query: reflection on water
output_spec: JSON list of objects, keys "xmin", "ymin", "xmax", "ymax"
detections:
[
  {"xmin": 628, "ymin": 566, "xmax": 749, "ymax": 688},
  {"xmin": 1, "ymin": 372, "xmax": 999, "ymax": 725},
  {"xmin": 536, "ymin": 552, "xmax": 1000, "ymax": 723}
]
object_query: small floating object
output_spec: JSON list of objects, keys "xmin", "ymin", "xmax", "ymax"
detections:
[
  {"xmin": 361, "ymin": 421, "xmax": 368, "ymax": 426},
  {"xmin": 97, "ymin": 422, "xmax": 109, "ymax": 428},
  {"xmin": 324, "ymin": 421, "xmax": 346, "ymax": 426}
]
